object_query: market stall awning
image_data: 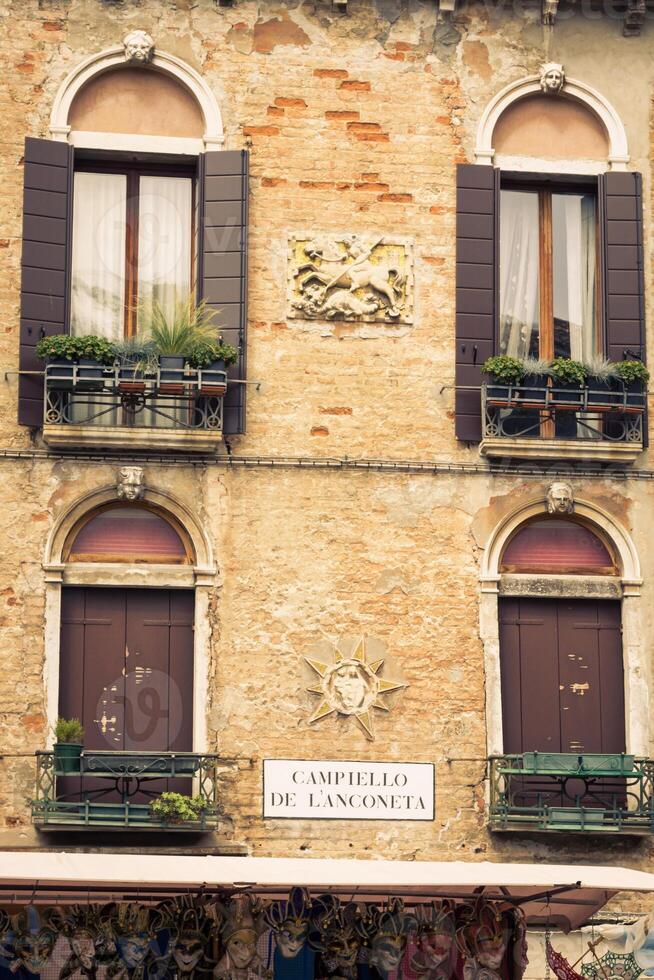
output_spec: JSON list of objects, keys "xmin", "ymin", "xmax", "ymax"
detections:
[{"xmin": 0, "ymin": 854, "xmax": 652, "ymax": 931}]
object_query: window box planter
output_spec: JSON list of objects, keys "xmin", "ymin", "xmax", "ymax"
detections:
[
  {"xmin": 520, "ymin": 374, "xmax": 549, "ymax": 406},
  {"xmin": 619, "ymin": 378, "xmax": 646, "ymax": 410},
  {"xmin": 118, "ymin": 366, "xmax": 148, "ymax": 394},
  {"xmin": 46, "ymin": 359, "xmax": 75, "ymax": 391},
  {"xmin": 158, "ymin": 355, "xmax": 187, "ymax": 395},
  {"xmin": 549, "ymin": 381, "xmax": 584, "ymax": 406},
  {"xmin": 586, "ymin": 377, "xmax": 614, "ymax": 407},
  {"xmin": 54, "ymin": 741, "xmax": 83, "ymax": 775},
  {"xmin": 198, "ymin": 361, "xmax": 228, "ymax": 397},
  {"xmin": 548, "ymin": 807, "xmax": 605, "ymax": 828},
  {"xmin": 76, "ymin": 357, "xmax": 106, "ymax": 392}
]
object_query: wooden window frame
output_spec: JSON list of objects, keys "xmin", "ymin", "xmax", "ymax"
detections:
[
  {"xmin": 500, "ymin": 178, "xmax": 602, "ymax": 361},
  {"xmin": 73, "ymin": 160, "xmax": 197, "ymax": 337}
]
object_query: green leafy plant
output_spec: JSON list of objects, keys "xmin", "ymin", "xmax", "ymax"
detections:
[
  {"xmin": 36, "ymin": 335, "xmax": 84, "ymax": 362},
  {"xmin": 615, "ymin": 360, "xmax": 650, "ymax": 385},
  {"xmin": 78, "ymin": 335, "xmax": 117, "ymax": 365},
  {"xmin": 482, "ymin": 355, "xmax": 525, "ymax": 385},
  {"xmin": 187, "ymin": 342, "xmax": 239, "ymax": 370},
  {"xmin": 140, "ymin": 299, "xmax": 221, "ymax": 355},
  {"xmin": 150, "ymin": 792, "xmax": 210, "ymax": 824},
  {"xmin": 583, "ymin": 356, "xmax": 619, "ymax": 382},
  {"xmin": 54, "ymin": 717, "xmax": 84, "ymax": 744},
  {"xmin": 36, "ymin": 335, "xmax": 116, "ymax": 364},
  {"xmin": 549, "ymin": 357, "xmax": 587, "ymax": 386}
]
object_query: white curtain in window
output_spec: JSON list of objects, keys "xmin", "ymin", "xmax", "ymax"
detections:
[
  {"xmin": 499, "ymin": 190, "xmax": 540, "ymax": 359},
  {"xmin": 556, "ymin": 194, "xmax": 596, "ymax": 361},
  {"xmin": 71, "ymin": 172, "xmax": 127, "ymax": 340},
  {"xmin": 137, "ymin": 176, "xmax": 192, "ymax": 323}
]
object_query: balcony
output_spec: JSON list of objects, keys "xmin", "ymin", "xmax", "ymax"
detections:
[
  {"xmin": 489, "ymin": 753, "xmax": 654, "ymax": 835},
  {"xmin": 480, "ymin": 383, "xmax": 645, "ymax": 463},
  {"xmin": 31, "ymin": 750, "xmax": 221, "ymax": 832},
  {"xmin": 42, "ymin": 363, "xmax": 227, "ymax": 453}
]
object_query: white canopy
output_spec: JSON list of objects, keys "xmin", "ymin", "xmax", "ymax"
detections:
[{"xmin": 0, "ymin": 854, "xmax": 653, "ymax": 931}]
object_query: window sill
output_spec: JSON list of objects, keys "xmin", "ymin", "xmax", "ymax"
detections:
[
  {"xmin": 480, "ymin": 437, "xmax": 643, "ymax": 464},
  {"xmin": 42, "ymin": 424, "xmax": 223, "ymax": 454}
]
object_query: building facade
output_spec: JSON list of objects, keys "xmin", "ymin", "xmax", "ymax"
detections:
[{"xmin": 1, "ymin": 0, "xmax": 654, "ymax": 976}]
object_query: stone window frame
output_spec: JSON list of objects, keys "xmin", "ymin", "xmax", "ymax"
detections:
[
  {"xmin": 42, "ymin": 483, "xmax": 218, "ymax": 752},
  {"xmin": 479, "ymin": 492, "xmax": 646, "ymax": 757},
  {"xmin": 474, "ymin": 71, "xmax": 629, "ymax": 174},
  {"xmin": 49, "ymin": 40, "xmax": 224, "ymax": 156}
]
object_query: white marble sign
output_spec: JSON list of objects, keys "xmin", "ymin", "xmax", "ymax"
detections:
[{"xmin": 263, "ymin": 759, "xmax": 434, "ymax": 820}]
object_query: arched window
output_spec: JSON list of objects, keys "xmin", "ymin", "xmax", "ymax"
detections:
[
  {"xmin": 500, "ymin": 517, "xmax": 616, "ymax": 574},
  {"xmin": 65, "ymin": 505, "xmax": 191, "ymax": 564}
]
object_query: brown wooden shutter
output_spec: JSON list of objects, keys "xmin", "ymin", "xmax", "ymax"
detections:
[
  {"xmin": 600, "ymin": 171, "xmax": 645, "ymax": 364},
  {"xmin": 198, "ymin": 149, "xmax": 249, "ymax": 435},
  {"xmin": 19, "ymin": 137, "xmax": 73, "ymax": 426},
  {"xmin": 455, "ymin": 164, "xmax": 498, "ymax": 442}
]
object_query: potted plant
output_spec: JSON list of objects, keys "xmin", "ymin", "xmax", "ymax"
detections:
[
  {"xmin": 615, "ymin": 359, "xmax": 649, "ymax": 408},
  {"xmin": 481, "ymin": 355, "xmax": 525, "ymax": 401},
  {"xmin": 141, "ymin": 299, "xmax": 220, "ymax": 395},
  {"xmin": 584, "ymin": 356, "xmax": 619, "ymax": 406},
  {"xmin": 549, "ymin": 357, "xmax": 586, "ymax": 398},
  {"xmin": 114, "ymin": 337, "xmax": 158, "ymax": 394},
  {"xmin": 521, "ymin": 357, "xmax": 551, "ymax": 395},
  {"xmin": 36, "ymin": 334, "xmax": 82, "ymax": 390},
  {"xmin": 188, "ymin": 341, "xmax": 239, "ymax": 396},
  {"xmin": 53, "ymin": 717, "xmax": 84, "ymax": 774},
  {"xmin": 150, "ymin": 792, "xmax": 210, "ymax": 826},
  {"xmin": 76, "ymin": 336, "xmax": 116, "ymax": 391}
]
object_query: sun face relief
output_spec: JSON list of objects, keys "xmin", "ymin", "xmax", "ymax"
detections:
[{"xmin": 305, "ymin": 637, "xmax": 406, "ymax": 739}]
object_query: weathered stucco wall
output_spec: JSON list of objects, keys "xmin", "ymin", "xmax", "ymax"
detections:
[
  {"xmin": 0, "ymin": 0, "xmax": 653, "ymax": 934},
  {"xmin": 0, "ymin": 458, "xmax": 652, "ymax": 879},
  {"xmin": 1, "ymin": 0, "xmax": 654, "ymax": 458}
]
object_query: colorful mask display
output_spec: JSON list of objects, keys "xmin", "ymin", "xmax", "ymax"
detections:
[{"xmin": 0, "ymin": 892, "xmax": 528, "ymax": 980}]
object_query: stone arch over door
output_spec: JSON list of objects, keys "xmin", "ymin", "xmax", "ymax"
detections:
[
  {"xmin": 43, "ymin": 473, "xmax": 217, "ymax": 751},
  {"xmin": 478, "ymin": 487, "xmax": 645, "ymax": 757}
]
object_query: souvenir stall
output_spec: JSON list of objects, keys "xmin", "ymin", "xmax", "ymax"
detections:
[{"xmin": 0, "ymin": 856, "xmax": 652, "ymax": 980}]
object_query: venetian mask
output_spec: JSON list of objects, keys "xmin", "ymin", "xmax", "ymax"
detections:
[
  {"xmin": 14, "ymin": 930, "xmax": 57, "ymax": 974},
  {"xmin": 277, "ymin": 922, "xmax": 308, "ymax": 959},
  {"xmin": 117, "ymin": 933, "xmax": 151, "ymax": 968},
  {"xmin": 371, "ymin": 935, "xmax": 405, "ymax": 973},
  {"xmin": 173, "ymin": 935, "xmax": 205, "ymax": 973},
  {"xmin": 418, "ymin": 930, "xmax": 453, "ymax": 970},
  {"xmin": 71, "ymin": 929, "xmax": 97, "ymax": 970},
  {"xmin": 477, "ymin": 936, "xmax": 507, "ymax": 972},
  {"xmin": 226, "ymin": 929, "xmax": 257, "ymax": 970},
  {"xmin": 326, "ymin": 934, "xmax": 359, "ymax": 970}
]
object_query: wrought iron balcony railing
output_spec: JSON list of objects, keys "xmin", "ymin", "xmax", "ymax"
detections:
[
  {"xmin": 480, "ymin": 382, "xmax": 645, "ymax": 461},
  {"xmin": 42, "ymin": 363, "xmax": 227, "ymax": 452},
  {"xmin": 32, "ymin": 750, "xmax": 221, "ymax": 831},
  {"xmin": 489, "ymin": 753, "xmax": 654, "ymax": 834}
]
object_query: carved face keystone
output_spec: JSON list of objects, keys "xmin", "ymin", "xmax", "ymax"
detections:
[{"xmin": 123, "ymin": 30, "xmax": 154, "ymax": 63}]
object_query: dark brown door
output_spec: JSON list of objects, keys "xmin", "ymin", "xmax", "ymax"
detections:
[
  {"xmin": 60, "ymin": 588, "xmax": 194, "ymax": 751},
  {"xmin": 59, "ymin": 588, "xmax": 194, "ymax": 803},
  {"xmin": 499, "ymin": 598, "xmax": 625, "ymax": 808}
]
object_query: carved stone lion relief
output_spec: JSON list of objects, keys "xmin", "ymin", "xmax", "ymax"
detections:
[{"xmin": 288, "ymin": 234, "xmax": 414, "ymax": 324}]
